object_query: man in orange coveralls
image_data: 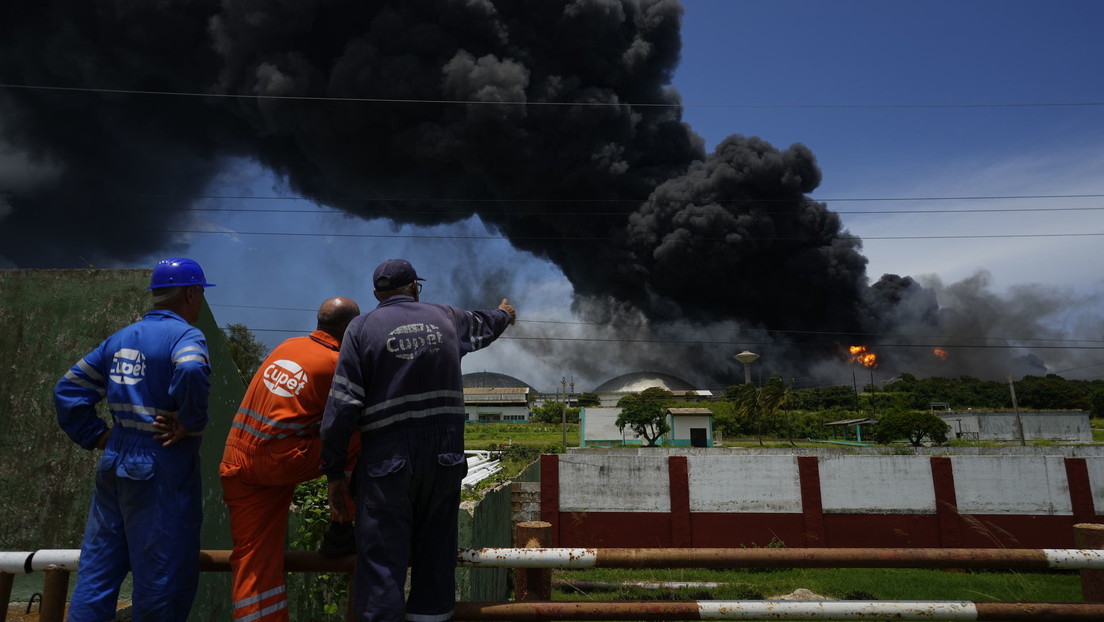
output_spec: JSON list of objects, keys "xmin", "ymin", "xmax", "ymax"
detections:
[{"xmin": 221, "ymin": 296, "xmax": 361, "ymax": 622}]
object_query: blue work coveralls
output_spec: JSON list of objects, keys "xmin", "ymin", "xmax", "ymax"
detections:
[
  {"xmin": 321, "ymin": 296, "xmax": 511, "ymax": 622},
  {"xmin": 54, "ymin": 309, "xmax": 211, "ymax": 622}
]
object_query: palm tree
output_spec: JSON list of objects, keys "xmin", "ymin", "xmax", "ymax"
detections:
[
  {"xmin": 759, "ymin": 375, "xmax": 797, "ymax": 447},
  {"xmin": 728, "ymin": 383, "xmax": 764, "ymax": 446}
]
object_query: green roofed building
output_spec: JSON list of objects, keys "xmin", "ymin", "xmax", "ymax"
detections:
[{"xmin": 0, "ymin": 268, "xmax": 244, "ymax": 620}]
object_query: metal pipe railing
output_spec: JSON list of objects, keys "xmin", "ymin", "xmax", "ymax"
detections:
[
  {"xmin": 456, "ymin": 546, "xmax": 1104, "ymax": 569},
  {"xmin": 12, "ymin": 546, "xmax": 1104, "ymax": 572},
  {"xmin": 452, "ymin": 600, "xmax": 1104, "ymax": 621},
  {"xmin": 4, "ymin": 521, "xmax": 1103, "ymax": 622}
]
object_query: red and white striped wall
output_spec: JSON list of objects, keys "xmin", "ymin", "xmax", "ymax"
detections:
[{"xmin": 539, "ymin": 453, "xmax": 1104, "ymax": 549}]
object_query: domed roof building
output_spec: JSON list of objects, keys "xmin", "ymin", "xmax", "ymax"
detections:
[
  {"xmin": 463, "ymin": 371, "xmax": 537, "ymax": 392},
  {"xmin": 593, "ymin": 371, "xmax": 697, "ymax": 394}
]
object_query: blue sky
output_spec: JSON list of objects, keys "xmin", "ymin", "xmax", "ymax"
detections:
[{"xmin": 181, "ymin": 0, "xmax": 1104, "ymax": 391}]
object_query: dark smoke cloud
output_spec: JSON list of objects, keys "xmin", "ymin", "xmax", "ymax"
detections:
[{"xmin": 1, "ymin": 0, "xmax": 1092, "ymax": 385}]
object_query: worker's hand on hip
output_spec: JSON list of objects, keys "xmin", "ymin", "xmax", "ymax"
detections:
[
  {"xmin": 153, "ymin": 413, "xmax": 187, "ymax": 447},
  {"xmin": 499, "ymin": 298, "xmax": 516, "ymax": 325},
  {"xmin": 328, "ymin": 479, "xmax": 354, "ymax": 522}
]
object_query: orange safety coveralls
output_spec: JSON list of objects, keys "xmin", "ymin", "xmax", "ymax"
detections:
[{"xmin": 220, "ymin": 330, "xmax": 358, "ymax": 622}]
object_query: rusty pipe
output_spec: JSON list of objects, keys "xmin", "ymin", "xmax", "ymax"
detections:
[
  {"xmin": 456, "ymin": 547, "xmax": 1104, "ymax": 570},
  {"xmin": 453, "ymin": 600, "xmax": 1104, "ymax": 621}
]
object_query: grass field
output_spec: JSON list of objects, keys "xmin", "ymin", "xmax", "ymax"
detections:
[{"xmin": 464, "ymin": 422, "xmax": 579, "ymax": 451}]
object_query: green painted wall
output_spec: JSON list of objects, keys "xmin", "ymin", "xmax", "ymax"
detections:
[{"xmin": 457, "ymin": 483, "xmax": 513, "ymax": 602}]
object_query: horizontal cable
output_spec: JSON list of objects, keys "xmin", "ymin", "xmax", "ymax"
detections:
[
  {"xmin": 209, "ymin": 304, "xmax": 1104, "ymax": 346},
  {"xmin": 174, "ymin": 228, "xmax": 1104, "ymax": 241},
  {"xmin": 233, "ymin": 326, "xmax": 1104, "ymax": 350},
  {"xmin": 4, "ymin": 82, "xmax": 1103, "ymax": 109},
  {"xmin": 6, "ymin": 188, "xmax": 1103, "ymax": 207}
]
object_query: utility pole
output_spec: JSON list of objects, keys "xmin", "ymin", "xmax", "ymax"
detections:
[
  {"xmin": 1008, "ymin": 375, "xmax": 1026, "ymax": 446},
  {"xmin": 561, "ymin": 376, "xmax": 567, "ymax": 452},
  {"xmin": 852, "ymin": 370, "xmax": 860, "ymax": 415},
  {"xmin": 869, "ymin": 369, "xmax": 876, "ymax": 417}
]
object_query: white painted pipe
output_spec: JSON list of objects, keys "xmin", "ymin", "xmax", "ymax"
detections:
[
  {"xmin": 456, "ymin": 547, "xmax": 1104, "ymax": 569},
  {"xmin": 28, "ymin": 549, "xmax": 81, "ymax": 572},
  {"xmin": 696, "ymin": 600, "xmax": 978, "ymax": 620},
  {"xmin": 0, "ymin": 551, "xmax": 34, "ymax": 574},
  {"xmin": 458, "ymin": 548, "xmax": 598, "ymax": 568}
]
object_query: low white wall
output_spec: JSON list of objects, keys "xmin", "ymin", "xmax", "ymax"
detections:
[
  {"xmin": 940, "ymin": 411, "xmax": 1092, "ymax": 442},
  {"xmin": 557, "ymin": 451, "xmax": 1104, "ymax": 516}
]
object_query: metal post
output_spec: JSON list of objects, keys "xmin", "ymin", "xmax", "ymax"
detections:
[
  {"xmin": 345, "ymin": 570, "xmax": 357, "ymax": 622},
  {"xmin": 1075, "ymin": 523, "xmax": 1104, "ymax": 602},
  {"xmin": 39, "ymin": 568, "xmax": 69, "ymax": 622},
  {"xmin": 514, "ymin": 522, "xmax": 552, "ymax": 601},
  {"xmin": 0, "ymin": 572, "xmax": 14, "ymax": 622},
  {"xmin": 561, "ymin": 377, "xmax": 567, "ymax": 452},
  {"xmin": 1008, "ymin": 375, "xmax": 1026, "ymax": 446}
]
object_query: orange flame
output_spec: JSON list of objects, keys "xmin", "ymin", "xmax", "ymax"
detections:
[
  {"xmin": 933, "ymin": 347, "xmax": 949, "ymax": 361},
  {"xmin": 849, "ymin": 345, "xmax": 878, "ymax": 368}
]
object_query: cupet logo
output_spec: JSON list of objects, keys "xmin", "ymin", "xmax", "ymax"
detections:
[
  {"xmin": 263, "ymin": 359, "xmax": 309, "ymax": 398},
  {"xmin": 109, "ymin": 348, "xmax": 146, "ymax": 385},
  {"xmin": 385, "ymin": 323, "xmax": 443, "ymax": 360}
]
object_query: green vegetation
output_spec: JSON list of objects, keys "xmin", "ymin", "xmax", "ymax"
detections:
[
  {"xmin": 465, "ymin": 422, "xmax": 579, "ymax": 450},
  {"xmin": 288, "ymin": 480, "xmax": 347, "ymax": 618},
  {"xmin": 529, "ymin": 401, "xmax": 581, "ymax": 424},
  {"xmin": 873, "ymin": 410, "xmax": 950, "ymax": 446},
  {"xmin": 222, "ymin": 322, "xmax": 269, "ymax": 384},
  {"xmin": 726, "ymin": 375, "xmax": 797, "ymax": 446}
]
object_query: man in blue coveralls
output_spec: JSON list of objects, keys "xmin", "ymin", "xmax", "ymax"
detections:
[
  {"xmin": 54, "ymin": 257, "xmax": 215, "ymax": 622},
  {"xmin": 321, "ymin": 258, "xmax": 516, "ymax": 622}
]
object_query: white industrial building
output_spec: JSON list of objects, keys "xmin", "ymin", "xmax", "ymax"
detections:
[{"xmin": 462, "ymin": 372, "xmax": 535, "ymax": 422}]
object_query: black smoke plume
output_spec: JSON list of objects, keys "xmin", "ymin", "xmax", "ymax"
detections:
[{"xmin": 0, "ymin": 0, "xmax": 1090, "ymax": 386}]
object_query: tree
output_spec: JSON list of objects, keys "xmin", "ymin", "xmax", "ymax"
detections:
[
  {"xmin": 576, "ymin": 392, "xmax": 601, "ymax": 407},
  {"xmin": 726, "ymin": 383, "xmax": 763, "ymax": 444},
  {"xmin": 759, "ymin": 375, "xmax": 797, "ymax": 446},
  {"xmin": 530, "ymin": 401, "xmax": 580, "ymax": 424},
  {"xmin": 725, "ymin": 377, "xmax": 795, "ymax": 445},
  {"xmin": 615, "ymin": 387, "xmax": 673, "ymax": 446},
  {"xmin": 874, "ymin": 411, "xmax": 950, "ymax": 447},
  {"xmin": 223, "ymin": 323, "xmax": 269, "ymax": 385}
]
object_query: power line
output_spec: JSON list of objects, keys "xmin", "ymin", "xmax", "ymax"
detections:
[
  {"xmin": 232, "ymin": 328, "xmax": 1104, "ymax": 350},
  {"xmin": 4, "ymin": 82, "xmax": 1103, "ymax": 109},
  {"xmin": 211, "ymin": 304, "xmax": 1104, "ymax": 346},
  {"xmin": 173, "ymin": 227, "xmax": 1104, "ymax": 242},
  {"xmin": 7, "ymin": 188, "xmax": 1103, "ymax": 208}
]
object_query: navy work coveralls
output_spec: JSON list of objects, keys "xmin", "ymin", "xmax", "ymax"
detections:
[
  {"xmin": 55, "ymin": 309, "xmax": 211, "ymax": 622},
  {"xmin": 321, "ymin": 296, "xmax": 511, "ymax": 622}
]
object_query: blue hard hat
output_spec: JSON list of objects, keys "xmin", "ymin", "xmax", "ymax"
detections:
[{"xmin": 148, "ymin": 258, "xmax": 215, "ymax": 290}]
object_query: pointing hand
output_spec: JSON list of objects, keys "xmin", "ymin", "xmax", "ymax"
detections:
[{"xmin": 498, "ymin": 298, "xmax": 516, "ymax": 325}]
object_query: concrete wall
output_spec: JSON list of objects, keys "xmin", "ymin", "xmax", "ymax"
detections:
[
  {"xmin": 540, "ymin": 450, "xmax": 1104, "ymax": 549},
  {"xmin": 939, "ymin": 411, "xmax": 1092, "ymax": 442}
]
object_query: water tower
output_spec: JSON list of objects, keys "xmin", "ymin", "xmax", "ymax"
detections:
[{"xmin": 733, "ymin": 351, "xmax": 759, "ymax": 385}]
